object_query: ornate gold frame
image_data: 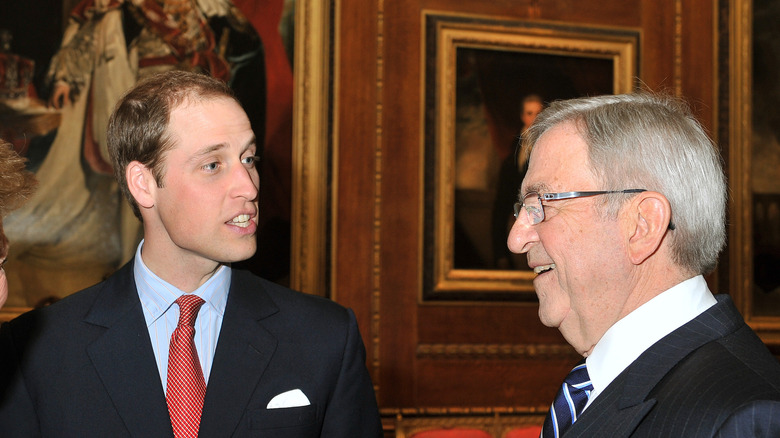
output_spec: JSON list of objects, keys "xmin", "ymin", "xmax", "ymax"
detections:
[
  {"xmin": 728, "ymin": 0, "xmax": 780, "ymax": 341},
  {"xmin": 422, "ymin": 13, "xmax": 639, "ymax": 300},
  {"xmin": 290, "ymin": 0, "xmax": 333, "ymax": 296}
]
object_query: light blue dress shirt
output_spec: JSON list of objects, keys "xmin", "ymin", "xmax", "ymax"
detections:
[{"xmin": 133, "ymin": 241, "xmax": 230, "ymax": 393}]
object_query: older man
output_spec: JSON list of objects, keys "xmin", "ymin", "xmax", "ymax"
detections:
[{"xmin": 509, "ymin": 93, "xmax": 780, "ymax": 437}]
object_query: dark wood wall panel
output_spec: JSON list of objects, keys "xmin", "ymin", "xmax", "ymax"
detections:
[
  {"xmin": 417, "ymin": 305, "xmax": 562, "ymax": 344},
  {"xmin": 639, "ymin": 1, "xmax": 677, "ymax": 93},
  {"xmin": 416, "ymin": 358, "xmax": 574, "ymax": 406},
  {"xmin": 332, "ymin": 0, "xmax": 382, "ymax": 385},
  {"xmin": 681, "ymin": 0, "xmax": 716, "ymax": 132},
  {"xmin": 374, "ymin": 0, "xmax": 426, "ymax": 407}
]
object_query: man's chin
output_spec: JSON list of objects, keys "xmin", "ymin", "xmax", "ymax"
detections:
[
  {"xmin": 220, "ymin": 245, "xmax": 257, "ymax": 265},
  {"xmin": 537, "ymin": 309, "xmax": 560, "ymax": 329},
  {"xmin": 537, "ymin": 301, "xmax": 567, "ymax": 329}
]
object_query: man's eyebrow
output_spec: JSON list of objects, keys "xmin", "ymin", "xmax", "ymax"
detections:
[
  {"xmin": 188, "ymin": 143, "xmax": 228, "ymax": 163},
  {"xmin": 241, "ymin": 136, "xmax": 258, "ymax": 154},
  {"xmin": 187, "ymin": 136, "xmax": 258, "ymax": 163},
  {"xmin": 520, "ymin": 182, "xmax": 550, "ymax": 199}
]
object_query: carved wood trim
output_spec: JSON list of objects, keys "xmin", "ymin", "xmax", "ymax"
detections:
[
  {"xmin": 371, "ymin": 0, "xmax": 386, "ymax": 397},
  {"xmin": 417, "ymin": 343, "xmax": 579, "ymax": 360},
  {"xmin": 674, "ymin": 0, "xmax": 683, "ymax": 96},
  {"xmin": 291, "ymin": 0, "xmax": 332, "ymax": 296}
]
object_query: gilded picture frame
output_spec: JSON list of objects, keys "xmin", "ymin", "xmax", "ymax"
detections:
[
  {"xmin": 422, "ymin": 12, "xmax": 639, "ymax": 301},
  {"xmin": 0, "ymin": 0, "xmax": 327, "ymax": 321},
  {"xmin": 727, "ymin": 0, "xmax": 780, "ymax": 341}
]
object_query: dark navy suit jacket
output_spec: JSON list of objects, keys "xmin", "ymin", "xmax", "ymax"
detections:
[
  {"xmin": 0, "ymin": 262, "xmax": 382, "ymax": 437},
  {"xmin": 566, "ymin": 295, "xmax": 780, "ymax": 437}
]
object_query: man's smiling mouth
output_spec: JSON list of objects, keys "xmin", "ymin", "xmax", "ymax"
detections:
[
  {"xmin": 534, "ymin": 263, "xmax": 556, "ymax": 275},
  {"xmin": 227, "ymin": 214, "xmax": 251, "ymax": 228}
]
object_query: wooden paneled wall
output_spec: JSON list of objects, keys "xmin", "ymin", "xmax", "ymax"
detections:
[{"xmin": 326, "ymin": 0, "xmax": 718, "ymax": 431}]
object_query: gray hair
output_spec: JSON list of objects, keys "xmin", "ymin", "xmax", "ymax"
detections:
[{"xmin": 521, "ymin": 92, "xmax": 727, "ymax": 275}]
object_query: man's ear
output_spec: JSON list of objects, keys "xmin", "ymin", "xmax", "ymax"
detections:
[
  {"xmin": 126, "ymin": 161, "xmax": 156, "ymax": 210},
  {"xmin": 626, "ymin": 191, "xmax": 673, "ymax": 265}
]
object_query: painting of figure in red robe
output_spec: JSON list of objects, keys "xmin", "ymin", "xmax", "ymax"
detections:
[{"xmin": 0, "ymin": 0, "xmax": 295, "ymax": 310}]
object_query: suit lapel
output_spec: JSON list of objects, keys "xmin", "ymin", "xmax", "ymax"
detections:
[
  {"xmin": 567, "ymin": 400, "xmax": 656, "ymax": 438},
  {"xmin": 198, "ymin": 270, "xmax": 280, "ymax": 436},
  {"xmin": 84, "ymin": 262, "xmax": 173, "ymax": 437},
  {"xmin": 568, "ymin": 295, "xmax": 745, "ymax": 437}
]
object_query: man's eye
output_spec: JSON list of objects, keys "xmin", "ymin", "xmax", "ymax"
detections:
[
  {"xmin": 203, "ymin": 162, "xmax": 219, "ymax": 171},
  {"xmin": 242, "ymin": 156, "xmax": 259, "ymax": 166}
]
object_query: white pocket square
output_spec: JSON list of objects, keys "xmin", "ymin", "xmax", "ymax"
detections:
[{"xmin": 266, "ymin": 389, "xmax": 311, "ymax": 409}]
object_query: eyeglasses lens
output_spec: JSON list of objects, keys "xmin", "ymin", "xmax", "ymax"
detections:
[
  {"xmin": 525, "ymin": 195, "xmax": 544, "ymax": 224},
  {"xmin": 513, "ymin": 194, "xmax": 544, "ymax": 225}
]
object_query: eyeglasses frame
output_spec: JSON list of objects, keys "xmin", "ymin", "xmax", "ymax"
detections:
[{"xmin": 513, "ymin": 189, "xmax": 675, "ymax": 227}]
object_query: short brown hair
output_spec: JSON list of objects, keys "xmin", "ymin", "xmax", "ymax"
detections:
[{"xmin": 107, "ymin": 70, "xmax": 238, "ymax": 219}]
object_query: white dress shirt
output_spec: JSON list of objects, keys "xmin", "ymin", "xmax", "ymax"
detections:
[
  {"xmin": 133, "ymin": 241, "xmax": 230, "ymax": 393},
  {"xmin": 583, "ymin": 275, "xmax": 717, "ymax": 410}
]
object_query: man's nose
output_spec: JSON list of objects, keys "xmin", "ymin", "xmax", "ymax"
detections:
[
  {"xmin": 233, "ymin": 164, "xmax": 259, "ymax": 200},
  {"xmin": 507, "ymin": 211, "xmax": 539, "ymax": 254}
]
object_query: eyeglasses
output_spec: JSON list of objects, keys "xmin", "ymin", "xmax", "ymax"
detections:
[{"xmin": 513, "ymin": 189, "xmax": 647, "ymax": 225}]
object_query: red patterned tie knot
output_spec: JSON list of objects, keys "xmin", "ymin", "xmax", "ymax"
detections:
[{"xmin": 176, "ymin": 294, "xmax": 205, "ymax": 327}]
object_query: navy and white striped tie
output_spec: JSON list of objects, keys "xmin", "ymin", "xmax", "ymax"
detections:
[{"xmin": 541, "ymin": 359, "xmax": 593, "ymax": 438}]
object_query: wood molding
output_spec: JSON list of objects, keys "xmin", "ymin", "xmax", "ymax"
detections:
[
  {"xmin": 674, "ymin": 0, "xmax": 683, "ymax": 95},
  {"xmin": 371, "ymin": 0, "xmax": 386, "ymax": 397},
  {"xmin": 417, "ymin": 343, "xmax": 579, "ymax": 360},
  {"xmin": 290, "ymin": 0, "xmax": 332, "ymax": 296},
  {"xmin": 381, "ymin": 406, "xmax": 547, "ymax": 438},
  {"xmin": 381, "ymin": 406, "xmax": 547, "ymax": 416}
]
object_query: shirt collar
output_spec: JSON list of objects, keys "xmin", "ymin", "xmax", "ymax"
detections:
[
  {"xmin": 133, "ymin": 240, "xmax": 231, "ymax": 326},
  {"xmin": 586, "ymin": 275, "xmax": 717, "ymax": 401}
]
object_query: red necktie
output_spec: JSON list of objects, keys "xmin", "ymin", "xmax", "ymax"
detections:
[{"xmin": 166, "ymin": 295, "xmax": 207, "ymax": 438}]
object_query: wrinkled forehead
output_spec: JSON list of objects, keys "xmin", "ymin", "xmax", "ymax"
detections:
[
  {"xmin": 167, "ymin": 96, "xmax": 247, "ymax": 134},
  {"xmin": 521, "ymin": 121, "xmax": 598, "ymax": 196}
]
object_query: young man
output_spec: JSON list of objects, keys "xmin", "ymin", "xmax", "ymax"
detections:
[
  {"xmin": 509, "ymin": 93, "xmax": 780, "ymax": 437},
  {"xmin": 0, "ymin": 70, "xmax": 382, "ymax": 437}
]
